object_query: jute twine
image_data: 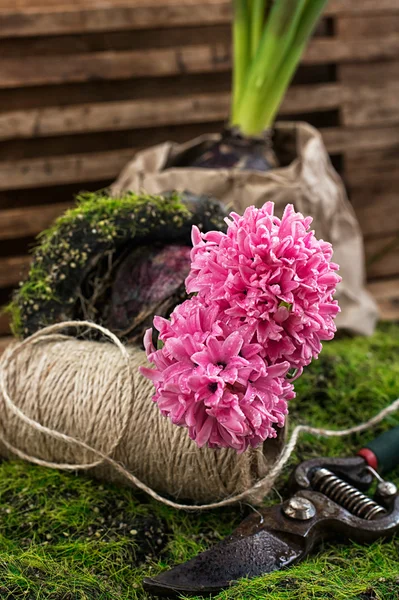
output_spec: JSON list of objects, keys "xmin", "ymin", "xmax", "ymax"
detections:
[{"xmin": 0, "ymin": 321, "xmax": 398, "ymax": 511}]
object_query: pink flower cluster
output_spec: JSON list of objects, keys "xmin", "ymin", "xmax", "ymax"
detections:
[
  {"xmin": 141, "ymin": 295, "xmax": 295, "ymax": 452},
  {"xmin": 141, "ymin": 203, "xmax": 341, "ymax": 452},
  {"xmin": 187, "ymin": 203, "xmax": 340, "ymax": 371}
]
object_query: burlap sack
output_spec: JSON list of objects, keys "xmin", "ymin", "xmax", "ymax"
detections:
[{"xmin": 112, "ymin": 121, "xmax": 377, "ymax": 335}]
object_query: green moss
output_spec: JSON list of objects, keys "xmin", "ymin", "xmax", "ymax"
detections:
[
  {"xmin": 8, "ymin": 190, "xmax": 226, "ymax": 338},
  {"xmin": 0, "ymin": 323, "xmax": 398, "ymax": 599},
  {"xmin": 4, "ymin": 302, "xmax": 22, "ymax": 338},
  {"xmin": 40, "ymin": 191, "xmax": 191, "ymax": 246}
]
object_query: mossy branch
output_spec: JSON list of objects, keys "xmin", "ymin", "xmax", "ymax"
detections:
[{"xmin": 8, "ymin": 190, "xmax": 227, "ymax": 338}]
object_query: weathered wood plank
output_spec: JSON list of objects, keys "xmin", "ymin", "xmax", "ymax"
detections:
[
  {"xmin": 0, "ymin": 202, "xmax": 72, "ymax": 240},
  {"xmin": 1, "ymin": 124, "xmax": 398, "ymax": 191},
  {"xmin": 0, "ymin": 149, "xmax": 135, "ymax": 191},
  {"xmin": 0, "ymin": 0, "xmax": 398, "ymax": 38},
  {"xmin": 0, "ymin": 93, "xmax": 228, "ymax": 141},
  {"xmin": 337, "ymin": 14, "xmax": 399, "ymax": 39},
  {"xmin": 0, "ymin": 180, "xmax": 112, "ymax": 212},
  {"xmin": 366, "ymin": 235, "xmax": 399, "ymax": 280},
  {"xmin": 1, "ymin": 35, "xmax": 398, "ymax": 89},
  {"xmin": 351, "ymin": 189, "xmax": 399, "ymax": 238},
  {"xmin": 0, "ymin": 313, "xmax": 11, "ymax": 336},
  {"xmin": 367, "ymin": 278, "xmax": 399, "ymax": 321},
  {"xmin": 0, "ymin": 120, "xmax": 227, "ymax": 163},
  {"xmin": 1, "ymin": 0, "xmax": 396, "ymax": 12},
  {"xmin": 0, "ymin": 2, "xmax": 231, "ymax": 39},
  {"xmin": 0, "ymin": 72, "xmax": 232, "ymax": 113},
  {"xmin": 0, "ymin": 256, "xmax": 31, "ymax": 288},
  {"xmin": 304, "ymin": 36, "xmax": 399, "ymax": 65},
  {"xmin": 0, "ymin": 25, "xmax": 231, "ymax": 58},
  {"xmin": 0, "ymin": 18, "xmax": 332, "ymax": 59},
  {"xmin": 339, "ymin": 61, "xmax": 399, "ymax": 86},
  {"xmin": 339, "ymin": 63, "xmax": 399, "ymax": 127},
  {"xmin": 342, "ymin": 82, "xmax": 399, "ymax": 128},
  {"xmin": 320, "ymin": 0, "xmax": 399, "ymax": 17},
  {"xmin": 346, "ymin": 150, "xmax": 399, "ymax": 187},
  {"xmin": 0, "ymin": 45, "xmax": 230, "ymax": 89},
  {"xmin": 322, "ymin": 125, "xmax": 399, "ymax": 155},
  {"xmin": 0, "ymin": 312, "xmax": 10, "ymax": 336},
  {"xmin": 0, "ymin": 84, "xmax": 341, "ymax": 141}
]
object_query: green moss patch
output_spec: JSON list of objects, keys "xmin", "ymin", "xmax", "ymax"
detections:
[
  {"xmin": 8, "ymin": 191, "xmax": 227, "ymax": 338},
  {"xmin": 0, "ymin": 323, "xmax": 398, "ymax": 599}
]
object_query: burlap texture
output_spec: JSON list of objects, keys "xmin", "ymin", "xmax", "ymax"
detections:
[{"xmin": 112, "ymin": 121, "xmax": 378, "ymax": 335}]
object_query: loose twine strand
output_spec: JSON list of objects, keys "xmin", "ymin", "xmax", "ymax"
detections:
[{"xmin": 0, "ymin": 320, "xmax": 398, "ymax": 512}]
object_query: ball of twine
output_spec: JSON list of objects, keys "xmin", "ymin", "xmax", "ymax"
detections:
[
  {"xmin": 1, "ymin": 321, "xmax": 397, "ymax": 511},
  {"xmin": 0, "ymin": 321, "xmax": 286, "ymax": 510}
]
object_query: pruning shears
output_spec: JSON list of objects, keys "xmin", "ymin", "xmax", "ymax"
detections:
[{"xmin": 144, "ymin": 426, "xmax": 399, "ymax": 597}]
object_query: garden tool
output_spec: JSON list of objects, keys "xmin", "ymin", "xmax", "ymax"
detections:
[{"xmin": 144, "ymin": 426, "xmax": 399, "ymax": 597}]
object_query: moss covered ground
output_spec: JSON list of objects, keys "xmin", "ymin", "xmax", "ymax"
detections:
[{"xmin": 0, "ymin": 322, "xmax": 398, "ymax": 599}]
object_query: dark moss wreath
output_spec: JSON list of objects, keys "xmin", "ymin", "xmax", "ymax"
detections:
[{"xmin": 9, "ymin": 191, "xmax": 228, "ymax": 342}]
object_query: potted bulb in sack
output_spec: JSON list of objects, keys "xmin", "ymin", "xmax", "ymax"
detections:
[{"xmin": 112, "ymin": 0, "xmax": 377, "ymax": 339}]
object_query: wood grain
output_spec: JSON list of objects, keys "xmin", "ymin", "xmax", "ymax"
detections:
[
  {"xmin": 0, "ymin": 0, "xmax": 398, "ymax": 38},
  {"xmin": 1, "ymin": 36, "xmax": 399, "ymax": 89},
  {"xmin": 0, "ymin": 202, "xmax": 72, "ymax": 240},
  {"xmin": 0, "ymin": 149, "xmax": 135, "ymax": 191},
  {"xmin": 0, "ymin": 0, "xmax": 397, "ymax": 289},
  {"xmin": 322, "ymin": 126, "xmax": 399, "ymax": 155},
  {"xmin": 342, "ymin": 82, "xmax": 399, "ymax": 128},
  {"xmin": 0, "ymin": 256, "xmax": 31, "ymax": 288},
  {"xmin": 0, "ymin": 313, "xmax": 11, "ymax": 336},
  {"xmin": 339, "ymin": 61, "xmax": 399, "ymax": 86},
  {"xmin": 340, "ymin": 63, "xmax": 399, "ymax": 127},
  {"xmin": 304, "ymin": 36, "xmax": 399, "ymax": 65},
  {"xmin": 365, "ymin": 235, "xmax": 399, "ymax": 280},
  {"xmin": 0, "ymin": 84, "xmax": 341, "ymax": 141},
  {"xmin": 346, "ymin": 150, "xmax": 399, "ymax": 187},
  {"xmin": 337, "ymin": 14, "xmax": 399, "ymax": 39},
  {"xmin": 0, "ymin": 25, "xmax": 231, "ymax": 58},
  {"xmin": 0, "ymin": 45, "xmax": 231, "ymax": 89},
  {"xmin": 1, "ymin": 123, "xmax": 399, "ymax": 191},
  {"xmin": 0, "ymin": 1, "xmax": 232, "ymax": 38},
  {"xmin": 351, "ymin": 189, "xmax": 399, "ymax": 238}
]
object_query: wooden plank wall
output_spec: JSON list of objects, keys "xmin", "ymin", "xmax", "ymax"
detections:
[{"xmin": 0, "ymin": 0, "xmax": 398, "ymax": 346}]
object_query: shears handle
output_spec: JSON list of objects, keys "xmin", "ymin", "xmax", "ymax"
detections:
[{"xmin": 358, "ymin": 426, "xmax": 399, "ymax": 475}]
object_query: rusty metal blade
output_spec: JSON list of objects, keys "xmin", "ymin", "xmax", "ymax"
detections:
[
  {"xmin": 143, "ymin": 528, "xmax": 305, "ymax": 596},
  {"xmin": 143, "ymin": 461, "xmax": 399, "ymax": 596}
]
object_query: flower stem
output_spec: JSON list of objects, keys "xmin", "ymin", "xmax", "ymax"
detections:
[
  {"xmin": 250, "ymin": 0, "xmax": 267, "ymax": 59},
  {"xmin": 236, "ymin": 0, "xmax": 307, "ymax": 134},
  {"xmin": 259, "ymin": 0, "xmax": 329, "ymax": 128},
  {"xmin": 232, "ymin": 0, "xmax": 251, "ymax": 124},
  {"xmin": 232, "ymin": 0, "xmax": 328, "ymax": 135}
]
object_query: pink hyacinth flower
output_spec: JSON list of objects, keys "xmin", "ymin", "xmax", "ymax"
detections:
[
  {"xmin": 140, "ymin": 295, "xmax": 294, "ymax": 452},
  {"xmin": 186, "ymin": 203, "xmax": 341, "ymax": 370}
]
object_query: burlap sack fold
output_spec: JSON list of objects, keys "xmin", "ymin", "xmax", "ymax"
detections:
[{"xmin": 112, "ymin": 121, "xmax": 378, "ymax": 336}]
